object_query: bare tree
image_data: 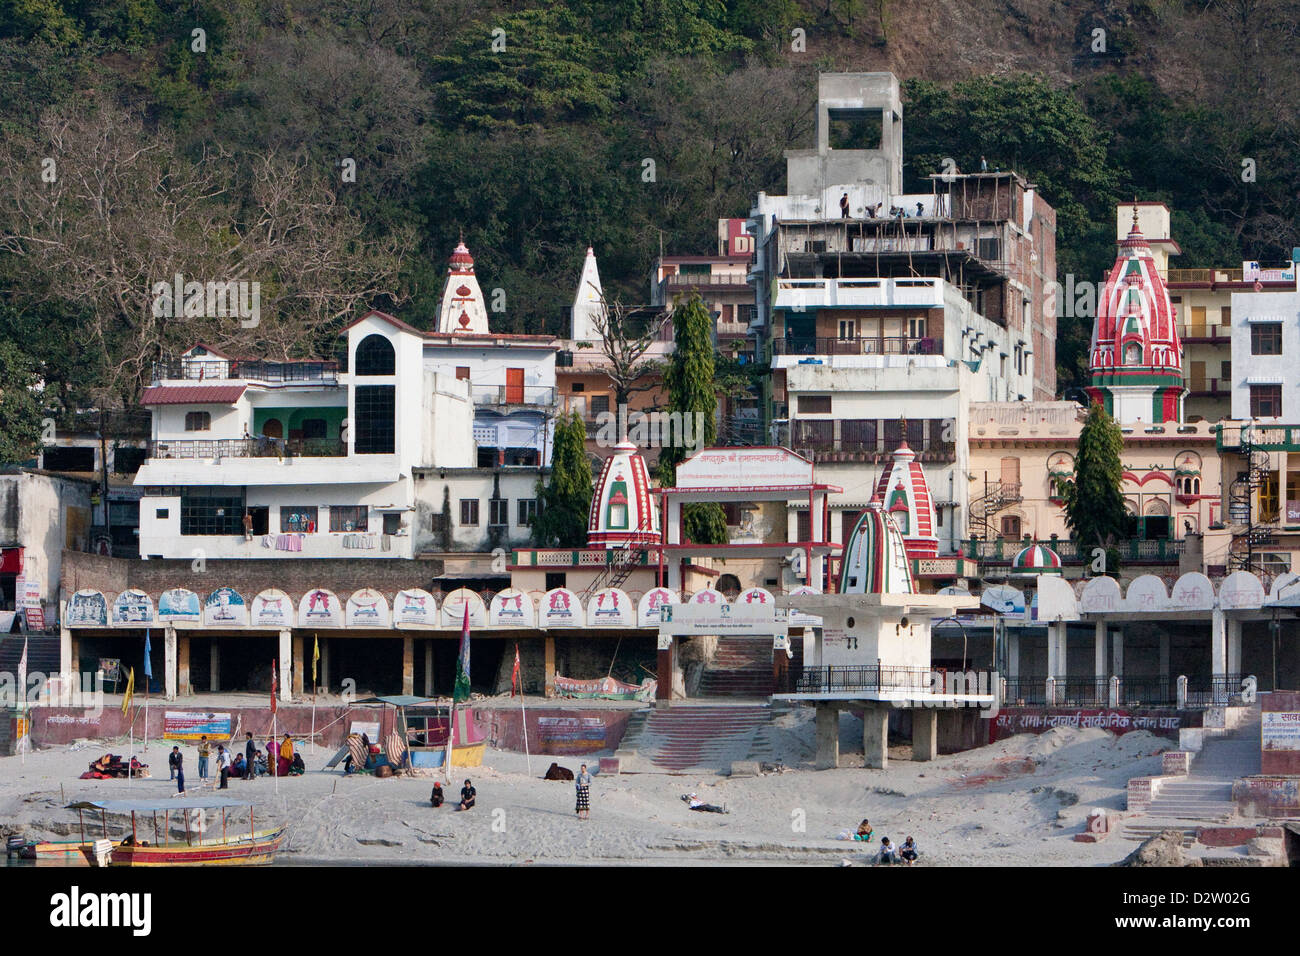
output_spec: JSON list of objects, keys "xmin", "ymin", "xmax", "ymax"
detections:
[{"xmin": 584, "ymin": 287, "xmax": 670, "ymax": 444}]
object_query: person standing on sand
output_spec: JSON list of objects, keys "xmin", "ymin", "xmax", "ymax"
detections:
[
  {"xmin": 197, "ymin": 736, "xmax": 210, "ymax": 781},
  {"xmin": 575, "ymin": 763, "xmax": 591, "ymax": 820},
  {"xmin": 244, "ymin": 732, "xmax": 258, "ymax": 781},
  {"xmin": 217, "ymin": 745, "xmax": 231, "ymax": 789}
]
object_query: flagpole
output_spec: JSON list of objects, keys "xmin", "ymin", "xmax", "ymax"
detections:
[
  {"xmin": 17, "ymin": 636, "xmax": 26, "ymax": 766},
  {"xmin": 520, "ymin": 684, "xmax": 531, "ymax": 777},
  {"xmin": 311, "ymin": 634, "xmax": 318, "ymax": 756}
]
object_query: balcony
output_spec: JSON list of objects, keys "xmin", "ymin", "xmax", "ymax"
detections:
[
  {"xmin": 659, "ymin": 273, "xmax": 751, "ymax": 295},
  {"xmin": 788, "ymin": 419, "xmax": 955, "ymax": 464},
  {"xmin": 471, "ymin": 385, "xmax": 557, "ymax": 407},
  {"xmin": 966, "ymin": 537, "xmax": 1184, "ymax": 564},
  {"xmin": 1187, "ymin": 377, "xmax": 1230, "ymax": 397},
  {"xmin": 146, "ymin": 437, "xmax": 347, "ymax": 459},
  {"xmin": 774, "ymin": 276, "xmax": 944, "ymax": 311},
  {"xmin": 1177, "ymin": 324, "xmax": 1230, "ymax": 343},
  {"xmin": 152, "ymin": 357, "xmax": 339, "ymax": 385},
  {"xmin": 773, "ymin": 335, "xmax": 939, "ymax": 357}
]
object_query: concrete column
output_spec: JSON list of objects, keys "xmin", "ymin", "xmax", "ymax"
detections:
[
  {"xmin": 863, "ymin": 706, "xmax": 889, "ymax": 769},
  {"xmin": 1056, "ymin": 622, "xmax": 1068, "ymax": 678},
  {"xmin": 1007, "ymin": 631, "xmax": 1019, "ymax": 679},
  {"xmin": 912, "ymin": 708, "xmax": 938, "ymax": 762},
  {"xmin": 164, "ymin": 626, "xmax": 177, "ymax": 702},
  {"xmin": 320, "ymin": 638, "xmax": 330, "ymax": 692},
  {"xmin": 401, "ymin": 635, "xmax": 414, "ymax": 696},
  {"xmin": 209, "ymin": 641, "xmax": 220, "ymax": 693},
  {"xmin": 292, "ymin": 634, "xmax": 305, "ymax": 697},
  {"xmin": 1227, "ymin": 619, "xmax": 1242, "ymax": 676},
  {"xmin": 1159, "ymin": 633, "xmax": 1171, "ymax": 684},
  {"xmin": 1210, "ymin": 609, "xmax": 1226, "ymax": 677},
  {"xmin": 59, "ymin": 605, "xmax": 72, "ymax": 677},
  {"xmin": 1046, "ymin": 625, "xmax": 1060, "ymax": 679},
  {"xmin": 278, "ymin": 629, "xmax": 292, "ymax": 703},
  {"xmin": 177, "ymin": 635, "xmax": 191, "ymax": 697},
  {"xmin": 546, "ymin": 636, "xmax": 558, "ymax": 697},
  {"xmin": 1094, "ymin": 621, "xmax": 1106, "ymax": 680},
  {"xmin": 1112, "ymin": 627, "xmax": 1124, "ymax": 678},
  {"xmin": 423, "ymin": 640, "xmax": 435, "ymax": 697},
  {"xmin": 814, "ymin": 704, "xmax": 839, "ymax": 770}
]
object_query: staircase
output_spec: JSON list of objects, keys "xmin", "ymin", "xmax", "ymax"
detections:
[
  {"xmin": 697, "ymin": 637, "xmax": 803, "ymax": 698},
  {"xmin": 1227, "ymin": 440, "xmax": 1275, "ymax": 573},
  {"xmin": 581, "ymin": 514, "xmax": 656, "ymax": 601},
  {"xmin": 969, "ymin": 480, "xmax": 1022, "ymax": 540},
  {"xmin": 614, "ymin": 703, "xmax": 773, "ymax": 773},
  {"xmin": 1122, "ymin": 707, "xmax": 1262, "ymax": 842},
  {"xmin": 0, "ymin": 634, "xmax": 59, "ymax": 677}
]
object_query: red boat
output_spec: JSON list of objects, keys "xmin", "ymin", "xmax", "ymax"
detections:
[{"xmin": 62, "ymin": 798, "xmax": 287, "ymax": 866}]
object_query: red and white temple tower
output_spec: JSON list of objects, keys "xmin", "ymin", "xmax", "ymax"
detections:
[{"xmin": 436, "ymin": 240, "xmax": 491, "ymax": 335}]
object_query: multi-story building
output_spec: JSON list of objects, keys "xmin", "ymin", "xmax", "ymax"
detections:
[{"xmin": 748, "ymin": 72, "xmax": 1057, "ymax": 568}]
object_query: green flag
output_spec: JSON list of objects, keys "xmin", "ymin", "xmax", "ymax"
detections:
[{"xmin": 453, "ymin": 601, "xmax": 472, "ymax": 704}]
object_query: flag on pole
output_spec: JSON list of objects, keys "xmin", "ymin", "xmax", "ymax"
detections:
[
  {"xmin": 271, "ymin": 658, "xmax": 278, "ymax": 714},
  {"xmin": 453, "ymin": 602, "xmax": 472, "ymax": 704},
  {"xmin": 312, "ymin": 635, "xmax": 320, "ymax": 686},
  {"xmin": 143, "ymin": 631, "xmax": 153, "ymax": 680},
  {"xmin": 511, "ymin": 644, "xmax": 521, "ymax": 697},
  {"xmin": 17, "ymin": 636, "xmax": 27, "ymax": 703},
  {"xmin": 121, "ymin": 667, "xmax": 135, "ymax": 716}
]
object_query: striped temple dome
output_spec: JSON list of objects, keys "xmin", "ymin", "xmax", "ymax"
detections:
[
  {"xmin": 872, "ymin": 438, "xmax": 939, "ymax": 560},
  {"xmin": 838, "ymin": 501, "xmax": 916, "ymax": 595},
  {"xmin": 1011, "ymin": 543, "xmax": 1062, "ymax": 575},
  {"xmin": 587, "ymin": 441, "xmax": 659, "ymax": 548}
]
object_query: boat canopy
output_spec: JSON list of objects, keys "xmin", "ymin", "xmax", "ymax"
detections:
[{"xmin": 67, "ymin": 797, "xmax": 255, "ymax": 813}]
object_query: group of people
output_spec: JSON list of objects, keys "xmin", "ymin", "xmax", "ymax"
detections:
[
  {"xmin": 837, "ymin": 195, "xmax": 927, "ymax": 220},
  {"xmin": 165, "ymin": 732, "xmax": 304, "ymax": 792},
  {"xmin": 430, "ymin": 779, "xmax": 477, "ymax": 811},
  {"xmin": 852, "ymin": 820, "xmax": 919, "ymax": 865}
]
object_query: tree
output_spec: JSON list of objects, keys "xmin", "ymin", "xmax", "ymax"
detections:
[
  {"xmin": 586, "ymin": 291, "xmax": 668, "ymax": 444},
  {"xmin": 1055, "ymin": 402, "xmax": 1128, "ymax": 577},
  {"xmin": 0, "ymin": 338, "xmax": 42, "ymax": 464},
  {"xmin": 654, "ymin": 293, "xmax": 727, "ymax": 544},
  {"xmin": 533, "ymin": 411, "xmax": 594, "ymax": 548}
]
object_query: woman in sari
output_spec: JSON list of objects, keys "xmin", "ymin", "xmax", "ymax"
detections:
[{"xmin": 278, "ymin": 734, "xmax": 294, "ymax": 777}]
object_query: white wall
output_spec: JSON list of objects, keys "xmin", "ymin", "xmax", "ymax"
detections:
[{"xmin": 1230, "ymin": 291, "xmax": 1300, "ymax": 420}]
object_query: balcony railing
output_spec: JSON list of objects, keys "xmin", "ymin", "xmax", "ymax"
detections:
[
  {"xmin": 1177, "ymin": 324, "xmax": 1230, "ymax": 341},
  {"xmin": 470, "ymin": 385, "xmax": 557, "ymax": 407},
  {"xmin": 660, "ymin": 273, "xmax": 750, "ymax": 290},
  {"xmin": 966, "ymin": 538, "xmax": 1184, "ymax": 563},
  {"xmin": 773, "ymin": 335, "xmax": 938, "ymax": 357},
  {"xmin": 1002, "ymin": 675, "xmax": 1244, "ymax": 708},
  {"xmin": 146, "ymin": 437, "xmax": 347, "ymax": 459},
  {"xmin": 793, "ymin": 664, "xmax": 938, "ymax": 695},
  {"xmin": 1186, "ymin": 377, "xmax": 1230, "ymax": 396},
  {"xmin": 152, "ymin": 358, "xmax": 339, "ymax": 384}
]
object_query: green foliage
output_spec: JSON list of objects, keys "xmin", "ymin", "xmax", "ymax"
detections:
[
  {"xmin": 0, "ymin": 337, "xmax": 42, "ymax": 464},
  {"xmin": 533, "ymin": 411, "xmax": 594, "ymax": 548},
  {"xmin": 1055, "ymin": 402, "xmax": 1127, "ymax": 575},
  {"xmin": 0, "ymin": 0, "xmax": 80, "ymax": 45},
  {"xmin": 655, "ymin": 293, "xmax": 727, "ymax": 544}
]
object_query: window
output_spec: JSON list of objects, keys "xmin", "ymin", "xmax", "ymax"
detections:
[
  {"xmin": 908, "ymin": 317, "xmax": 927, "ymax": 339},
  {"xmin": 1251, "ymin": 322, "xmax": 1282, "ymax": 355},
  {"xmin": 280, "ymin": 506, "xmax": 318, "ymax": 533},
  {"xmin": 155, "ymin": 508, "xmax": 169, "ymax": 520},
  {"xmin": 489, "ymin": 498, "xmax": 509, "ymax": 527},
  {"xmin": 185, "ymin": 411, "xmax": 211, "ymax": 431},
  {"xmin": 545, "ymin": 572, "xmax": 566, "ymax": 591},
  {"xmin": 837, "ymin": 319, "xmax": 857, "ymax": 340},
  {"xmin": 589, "ymin": 394, "xmax": 610, "ymax": 416},
  {"xmin": 1221, "ymin": 360, "xmax": 1232, "ymax": 380},
  {"xmin": 842, "ymin": 419, "xmax": 877, "ymax": 450},
  {"xmin": 383, "ymin": 512, "xmax": 401, "ymax": 535},
  {"xmin": 722, "ymin": 502, "xmax": 742, "ymax": 525},
  {"xmin": 355, "ymin": 334, "xmax": 395, "ymax": 375},
  {"xmin": 517, "ymin": 499, "xmax": 537, "ymax": 526},
  {"xmin": 330, "ymin": 505, "xmax": 367, "ymax": 532},
  {"xmin": 797, "ymin": 395, "xmax": 832, "ymax": 414},
  {"xmin": 999, "ymin": 515, "xmax": 1021, "ymax": 541},
  {"xmin": 1250, "ymin": 384, "xmax": 1282, "ymax": 418},
  {"xmin": 428, "ymin": 511, "xmax": 448, "ymax": 533},
  {"xmin": 455, "ymin": 366, "xmax": 470, "ymax": 381},
  {"xmin": 354, "ymin": 385, "xmax": 395, "ymax": 453},
  {"xmin": 571, "ymin": 383, "xmax": 585, "ymax": 393},
  {"xmin": 1221, "ymin": 306, "xmax": 1232, "ymax": 326},
  {"xmin": 796, "ymin": 510, "xmax": 811, "ymax": 541},
  {"xmin": 460, "ymin": 499, "xmax": 480, "ymax": 526},
  {"xmin": 180, "ymin": 488, "xmax": 245, "ymax": 536},
  {"xmin": 300, "ymin": 418, "xmax": 327, "ymax": 440}
]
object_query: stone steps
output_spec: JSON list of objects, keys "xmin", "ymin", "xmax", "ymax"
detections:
[{"xmin": 614, "ymin": 703, "xmax": 773, "ymax": 773}]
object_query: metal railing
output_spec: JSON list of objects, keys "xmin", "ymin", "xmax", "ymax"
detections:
[
  {"xmin": 1186, "ymin": 377, "xmax": 1230, "ymax": 396},
  {"xmin": 1176, "ymin": 323, "xmax": 1230, "ymax": 341},
  {"xmin": 793, "ymin": 664, "xmax": 935, "ymax": 695},
  {"xmin": 773, "ymin": 335, "xmax": 938, "ymax": 357},
  {"xmin": 1184, "ymin": 674, "xmax": 1246, "ymax": 708},
  {"xmin": 152, "ymin": 357, "xmax": 339, "ymax": 384},
  {"xmin": 470, "ymin": 385, "xmax": 557, "ymax": 407},
  {"xmin": 146, "ymin": 437, "xmax": 346, "ymax": 459},
  {"xmin": 966, "ymin": 538, "xmax": 1184, "ymax": 563},
  {"xmin": 1001, "ymin": 675, "xmax": 1246, "ymax": 709}
]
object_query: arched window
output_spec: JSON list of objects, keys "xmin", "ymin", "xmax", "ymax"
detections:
[{"xmin": 355, "ymin": 334, "xmax": 395, "ymax": 376}]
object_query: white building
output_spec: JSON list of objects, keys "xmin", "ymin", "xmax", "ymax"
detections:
[{"xmin": 1229, "ymin": 290, "xmax": 1300, "ymax": 421}]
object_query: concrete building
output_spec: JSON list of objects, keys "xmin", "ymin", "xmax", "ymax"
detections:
[{"xmin": 0, "ymin": 468, "xmax": 94, "ymax": 629}]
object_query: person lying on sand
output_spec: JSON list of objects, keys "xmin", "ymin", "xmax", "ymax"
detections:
[
  {"xmin": 900, "ymin": 836, "xmax": 918, "ymax": 864},
  {"xmin": 682, "ymin": 793, "xmax": 728, "ymax": 814},
  {"xmin": 877, "ymin": 837, "xmax": 898, "ymax": 865},
  {"xmin": 457, "ymin": 779, "xmax": 476, "ymax": 811},
  {"xmin": 855, "ymin": 819, "xmax": 873, "ymax": 842}
]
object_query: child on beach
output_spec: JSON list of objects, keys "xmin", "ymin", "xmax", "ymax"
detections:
[{"xmin": 458, "ymin": 779, "xmax": 476, "ymax": 811}]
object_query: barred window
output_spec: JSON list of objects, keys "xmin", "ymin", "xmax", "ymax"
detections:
[
  {"xmin": 180, "ymin": 488, "xmax": 244, "ymax": 535},
  {"xmin": 460, "ymin": 499, "xmax": 480, "ymax": 526},
  {"xmin": 280, "ymin": 506, "xmax": 318, "ymax": 533},
  {"xmin": 330, "ymin": 505, "xmax": 368, "ymax": 532},
  {"xmin": 489, "ymin": 498, "xmax": 509, "ymax": 526},
  {"xmin": 354, "ymin": 385, "xmax": 395, "ymax": 454},
  {"xmin": 184, "ymin": 411, "xmax": 211, "ymax": 431},
  {"xmin": 517, "ymin": 499, "xmax": 537, "ymax": 526}
]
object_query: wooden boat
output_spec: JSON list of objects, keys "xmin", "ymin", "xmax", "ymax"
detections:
[
  {"xmin": 11, "ymin": 839, "xmax": 94, "ymax": 863},
  {"xmin": 60, "ymin": 798, "xmax": 288, "ymax": 866}
]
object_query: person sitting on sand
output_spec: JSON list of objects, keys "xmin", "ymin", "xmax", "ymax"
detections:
[
  {"xmin": 430, "ymin": 782, "xmax": 444, "ymax": 807},
  {"xmin": 878, "ymin": 837, "xmax": 898, "ymax": 865},
  {"xmin": 683, "ymin": 793, "xmax": 728, "ymax": 814},
  {"xmin": 231, "ymin": 753, "xmax": 246, "ymax": 778},
  {"xmin": 900, "ymin": 835, "xmax": 918, "ymax": 864},
  {"xmin": 458, "ymin": 779, "xmax": 476, "ymax": 811},
  {"xmin": 854, "ymin": 819, "xmax": 874, "ymax": 842},
  {"xmin": 289, "ymin": 752, "xmax": 306, "ymax": 776}
]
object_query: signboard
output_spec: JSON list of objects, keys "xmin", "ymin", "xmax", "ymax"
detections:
[
  {"xmin": 23, "ymin": 605, "xmax": 44, "ymax": 632},
  {"xmin": 67, "ymin": 590, "xmax": 108, "ymax": 627},
  {"xmin": 540, "ymin": 588, "xmax": 584, "ymax": 628},
  {"xmin": 0, "ymin": 611, "xmax": 14, "ymax": 633},
  {"xmin": 674, "ymin": 447, "xmax": 813, "ymax": 489},
  {"xmin": 112, "ymin": 589, "xmax": 155, "ymax": 626},
  {"xmin": 637, "ymin": 587, "xmax": 678, "ymax": 627},
  {"xmin": 163, "ymin": 711, "xmax": 233, "ymax": 741},
  {"xmin": 15, "ymin": 575, "xmax": 40, "ymax": 610},
  {"xmin": 349, "ymin": 720, "xmax": 380, "ymax": 742},
  {"xmin": 99, "ymin": 658, "xmax": 122, "ymax": 683},
  {"xmin": 489, "ymin": 590, "xmax": 535, "ymax": 628},
  {"xmin": 587, "ymin": 588, "xmax": 634, "ymax": 628},
  {"xmin": 1219, "ymin": 571, "xmax": 1266, "ymax": 610},
  {"xmin": 658, "ymin": 600, "xmax": 784, "ymax": 636},
  {"xmin": 689, "ymin": 588, "xmax": 725, "ymax": 605},
  {"xmin": 250, "ymin": 589, "xmax": 295, "ymax": 628},
  {"xmin": 737, "ymin": 586, "xmax": 775, "ymax": 607},
  {"xmin": 1262, "ymin": 712, "xmax": 1300, "ymax": 751},
  {"xmin": 203, "ymin": 587, "xmax": 247, "ymax": 627},
  {"xmin": 441, "ymin": 588, "xmax": 488, "ymax": 628},
  {"xmin": 393, "ymin": 589, "xmax": 438, "ymax": 628},
  {"xmin": 346, "ymin": 588, "xmax": 390, "ymax": 628},
  {"xmin": 157, "ymin": 588, "xmax": 201, "ymax": 625},
  {"xmin": 784, "ymin": 585, "xmax": 824, "ymax": 627},
  {"xmin": 988, "ymin": 709, "xmax": 1186, "ymax": 742},
  {"xmin": 537, "ymin": 715, "xmax": 608, "ymax": 753},
  {"xmin": 299, "ymin": 589, "xmax": 344, "ymax": 628}
]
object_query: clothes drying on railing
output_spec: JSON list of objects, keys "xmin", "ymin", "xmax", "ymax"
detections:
[
  {"xmin": 275, "ymin": 534, "xmax": 303, "ymax": 552},
  {"xmin": 342, "ymin": 534, "xmax": 377, "ymax": 549}
]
